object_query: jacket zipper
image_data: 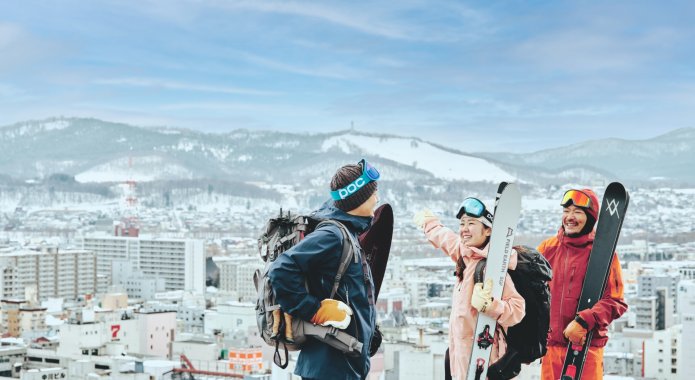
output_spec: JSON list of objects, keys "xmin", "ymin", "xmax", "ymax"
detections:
[{"xmin": 559, "ymin": 249, "xmax": 569, "ymax": 337}]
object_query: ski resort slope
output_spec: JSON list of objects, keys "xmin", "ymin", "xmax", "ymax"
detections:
[{"xmin": 322, "ymin": 134, "xmax": 517, "ymax": 183}]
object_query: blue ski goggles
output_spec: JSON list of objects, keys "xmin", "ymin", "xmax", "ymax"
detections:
[
  {"xmin": 330, "ymin": 159, "xmax": 380, "ymax": 201},
  {"xmin": 456, "ymin": 197, "xmax": 493, "ymax": 226}
]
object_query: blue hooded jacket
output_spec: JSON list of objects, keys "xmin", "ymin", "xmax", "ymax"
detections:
[{"xmin": 268, "ymin": 201, "xmax": 376, "ymax": 380}]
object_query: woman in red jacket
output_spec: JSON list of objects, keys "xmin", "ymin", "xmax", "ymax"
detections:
[{"xmin": 537, "ymin": 188, "xmax": 627, "ymax": 380}]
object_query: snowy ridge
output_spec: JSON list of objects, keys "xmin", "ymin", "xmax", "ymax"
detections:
[
  {"xmin": 0, "ymin": 117, "xmax": 72, "ymax": 140},
  {"xmin": 75, "ymin": 156, "xmax": 195, "ymax": 183},
  {"xmin": 1, "ymin": 117, "xmax": 693, "ymax": 184},
  {"xmin": 322, "ymin": 134, "xmax": 516, "ymax": 182}
]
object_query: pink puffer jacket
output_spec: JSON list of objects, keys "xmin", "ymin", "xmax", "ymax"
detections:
[{"xmin": 424, "ymin": 219, "xmax": 525, "ymax": 379}]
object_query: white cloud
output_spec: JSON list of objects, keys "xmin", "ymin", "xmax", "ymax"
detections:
[
  {"xmin": 236, "ymin": 51, "xmax": 364, "ymax": 80},
  {"xmin": 215, "ymin": 1, "xmax": 416, "ymax": 40},
  {"xmin": 93, "ymin": 77, "xmax": 280, "ymax": 96}
]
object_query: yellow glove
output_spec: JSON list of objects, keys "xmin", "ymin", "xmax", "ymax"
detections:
[
  {"xmin": 413, "ymin": 209, "xmax": 437, "ymax": 229},
  {"xmin": 563, "ymin": 319, "xmax": 588, "ymax": 345},
  {"xmin": 471, "ymin": 278, "xmax": 493, "ymax": 313},
  {"xmin": 311, "ymin": 299, "xmax": 352, "ymax": 329}
]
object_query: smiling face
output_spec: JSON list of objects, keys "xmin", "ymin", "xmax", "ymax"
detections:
[
  {"xmin": 459, "ymin": 216, "xmax": 492, "ymax": 248},
  {"xmin": 562, "ymin": 205, "xmax": 588, "ymax": 235}
]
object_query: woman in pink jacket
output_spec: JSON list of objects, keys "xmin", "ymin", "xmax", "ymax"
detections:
[{"xmin": 414, "ymin": 197, "xmax": 525, "ymax": 379}]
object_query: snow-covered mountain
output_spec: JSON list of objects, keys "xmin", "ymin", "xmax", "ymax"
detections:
[
  {"xmin": 479, "ymin": 128, "xmax": 695, "ymax": 184},
  {"xmin": 1, "ymin": 117, "xmax": 691, "ymax": 186},
  {"xmin": 322, "ymin": 134, "xmax": 515, "ymax": 183},
  {"xmin": 0, "ymin": 117, "xmax": 522, "ymax": 185}
]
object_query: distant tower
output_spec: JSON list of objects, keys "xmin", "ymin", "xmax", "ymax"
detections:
[{"xmin": 115, "ymin": 147, "xmax": 140, "ymax": 237}]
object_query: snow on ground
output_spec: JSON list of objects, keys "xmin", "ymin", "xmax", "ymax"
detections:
[{"xmin": 322, "ymin": 134, "xmax": 516, "ymax": 183}]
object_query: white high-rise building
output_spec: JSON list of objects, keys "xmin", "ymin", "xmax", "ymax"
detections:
[
  {"xmin": 678, "ymin": 280, "xmax": 695, "ymax": 380},
  {"xmin": 639, "ymin": 272, "xmax": 681, "ymax": 315},
  {"xmin": 643, "ymin": 325, "xmax": 680, "ymax": 380},
  {"xmin": 0, "ymin": 248, "xmax": 97, "ymax": 300},
  {"xmin": 633, "ymin": 287, "xmax": 673, "ymax": 331},
  {"xmin": 111, "ymin": 260, "xmax": 166, "ymax": 300},
  {"xmin": 80, "ymin": 235, "xmax": 205, "ymax": 294},
  {"xmin": 216, "ymin": 257, "xmax": 262, "ymax": 302}
]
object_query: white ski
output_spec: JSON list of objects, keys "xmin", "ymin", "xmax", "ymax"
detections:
[{"xmin": 465, "ymin": 182, "xmax": 521, "ymax": 380}]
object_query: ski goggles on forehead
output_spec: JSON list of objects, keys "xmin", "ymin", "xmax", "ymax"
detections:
[
  {"xmin": 456, "ymin": 197, "xmax": 493, "ymax": 223},
  {"xmin": 561, "ymin": 189, "xmax": 593, "ymax": 209},
  {"xmin": 330, "ymin": 159, "xmax": 380, "ymax": 201}
]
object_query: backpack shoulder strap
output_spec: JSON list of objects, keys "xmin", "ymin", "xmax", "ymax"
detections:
[
  {"xmin": 316, "ymin": 220, "xmax": 358, "ymax": 299},
  {"xmin": 474, "ymin": 258, "xmax": 487, "ymax": 284}
]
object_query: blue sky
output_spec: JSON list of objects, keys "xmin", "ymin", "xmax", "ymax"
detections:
[{"xmin": 1, "ymin": 1, "xmax": 694, "ymax": 152}]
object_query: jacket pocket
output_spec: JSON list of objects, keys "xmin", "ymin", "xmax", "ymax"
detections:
[{"xmin": 565, "ymin": 265, "xmax": 577, "ymax": 297}]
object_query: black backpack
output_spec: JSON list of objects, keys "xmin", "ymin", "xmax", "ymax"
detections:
[
  {"xmin": 474, "ymin": 245, "xmax": 553, "ymax": 380},
  {"xmin": 254, "ymin": 209, "xmax": 364, "ymax": 369}
]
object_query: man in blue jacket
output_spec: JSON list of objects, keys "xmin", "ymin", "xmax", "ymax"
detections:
[{"xmin": 269, "ymin": 159, "xmax": 380, "ymax": 380}]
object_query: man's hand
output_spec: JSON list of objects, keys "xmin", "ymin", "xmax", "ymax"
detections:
[
  {"xmin": 311, "ymin": 299, "xmax": 353, "ymax": 329},
  {"xmin": 563, "ymin": 317, "xmax": 588, "ymax": 345}
]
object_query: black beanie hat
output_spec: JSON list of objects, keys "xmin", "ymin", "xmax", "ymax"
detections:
[
  {"xmin": 579, "ymin": 210, "xmax": 597, "ymax": 236},
  {"xmin": 330, "ymin": 164, "xmax": 378, "ymax": 212}
]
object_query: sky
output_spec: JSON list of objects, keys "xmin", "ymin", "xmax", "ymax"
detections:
[{"xmin": 1, "ymin": 1, "xmax": 694, "ymax": 152}]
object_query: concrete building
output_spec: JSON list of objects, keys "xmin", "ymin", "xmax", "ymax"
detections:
[
  {"xmin": 112, "ymin": 260, "xmax": 166, "ymax": 300},
  {"xmin": 376, "ymin": 289, "xmax": 410, "ymax": 315},
  {"xmin": 178, "ymin": 305, "xmax": 205, "ymax": 334},
  {"xmin": 205, "ymin": 302, "xmax": 256, "ymax": 337},
  {"xmin": 617, "ymin": 239, "xmax": 649, "ymax": 260},
  {"xmin": 405, "ymin": 280, "xmax": 429, "ymax": 309},
  {"xmin": 643, "ymin": 325, "xmax": 680, "ymax": 380},
  {"xmin": 639, "ymin": 272, "xmax": 681, "ymax": 315},
  {"xmin": 80, "ymin": 235, "xmax": 205, "ymax": 294},
  {"xmin": 0, "ymin": 299, "xmax": 47, "ymax": 338},
  {"xmin": 0, "ymin": 343, "xmax": 25, "ymax": 378},
  {"xmin": 0, "ymin": 248, "xmax": 97, "ymax": 301},
  {"xmin": 632, "ymin": 287, "xmax": 673, "ymax": 331},
  {"xmin": 216, "ymin": 257, "xmax": 262, "ymax": 302},
  {"xmin": 57, "ymin": 306, "xmax": 176, "ymax": 359},
  {"xmin": 678, "ymin": 280, "xmax": 695, "ymax": 380}
]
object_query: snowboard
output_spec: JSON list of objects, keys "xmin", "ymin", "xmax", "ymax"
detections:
[
  {"xmin": 466, "ymin": 182, "xmax": 522, "ymax": 380},
  {"xmin": 560, "ymin": 182, "xmax": 629, "ymax": 380},
  {"xmin": 359, "ymin": 203, "xmax": 393, "ymax": 300}
]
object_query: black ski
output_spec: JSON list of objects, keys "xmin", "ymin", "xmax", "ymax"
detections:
[
  {"xmin": 359, "ymin": 203, "xmax": 393, "ymax": 300},
  {"xmin": 560, "ymin": 182, "xmax": 629, "ymax": 380}
]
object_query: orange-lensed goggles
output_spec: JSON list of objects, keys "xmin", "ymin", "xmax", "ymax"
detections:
[{"xmin": 560, "ymin": 189, "xmax": 593, "ymax": 209}]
